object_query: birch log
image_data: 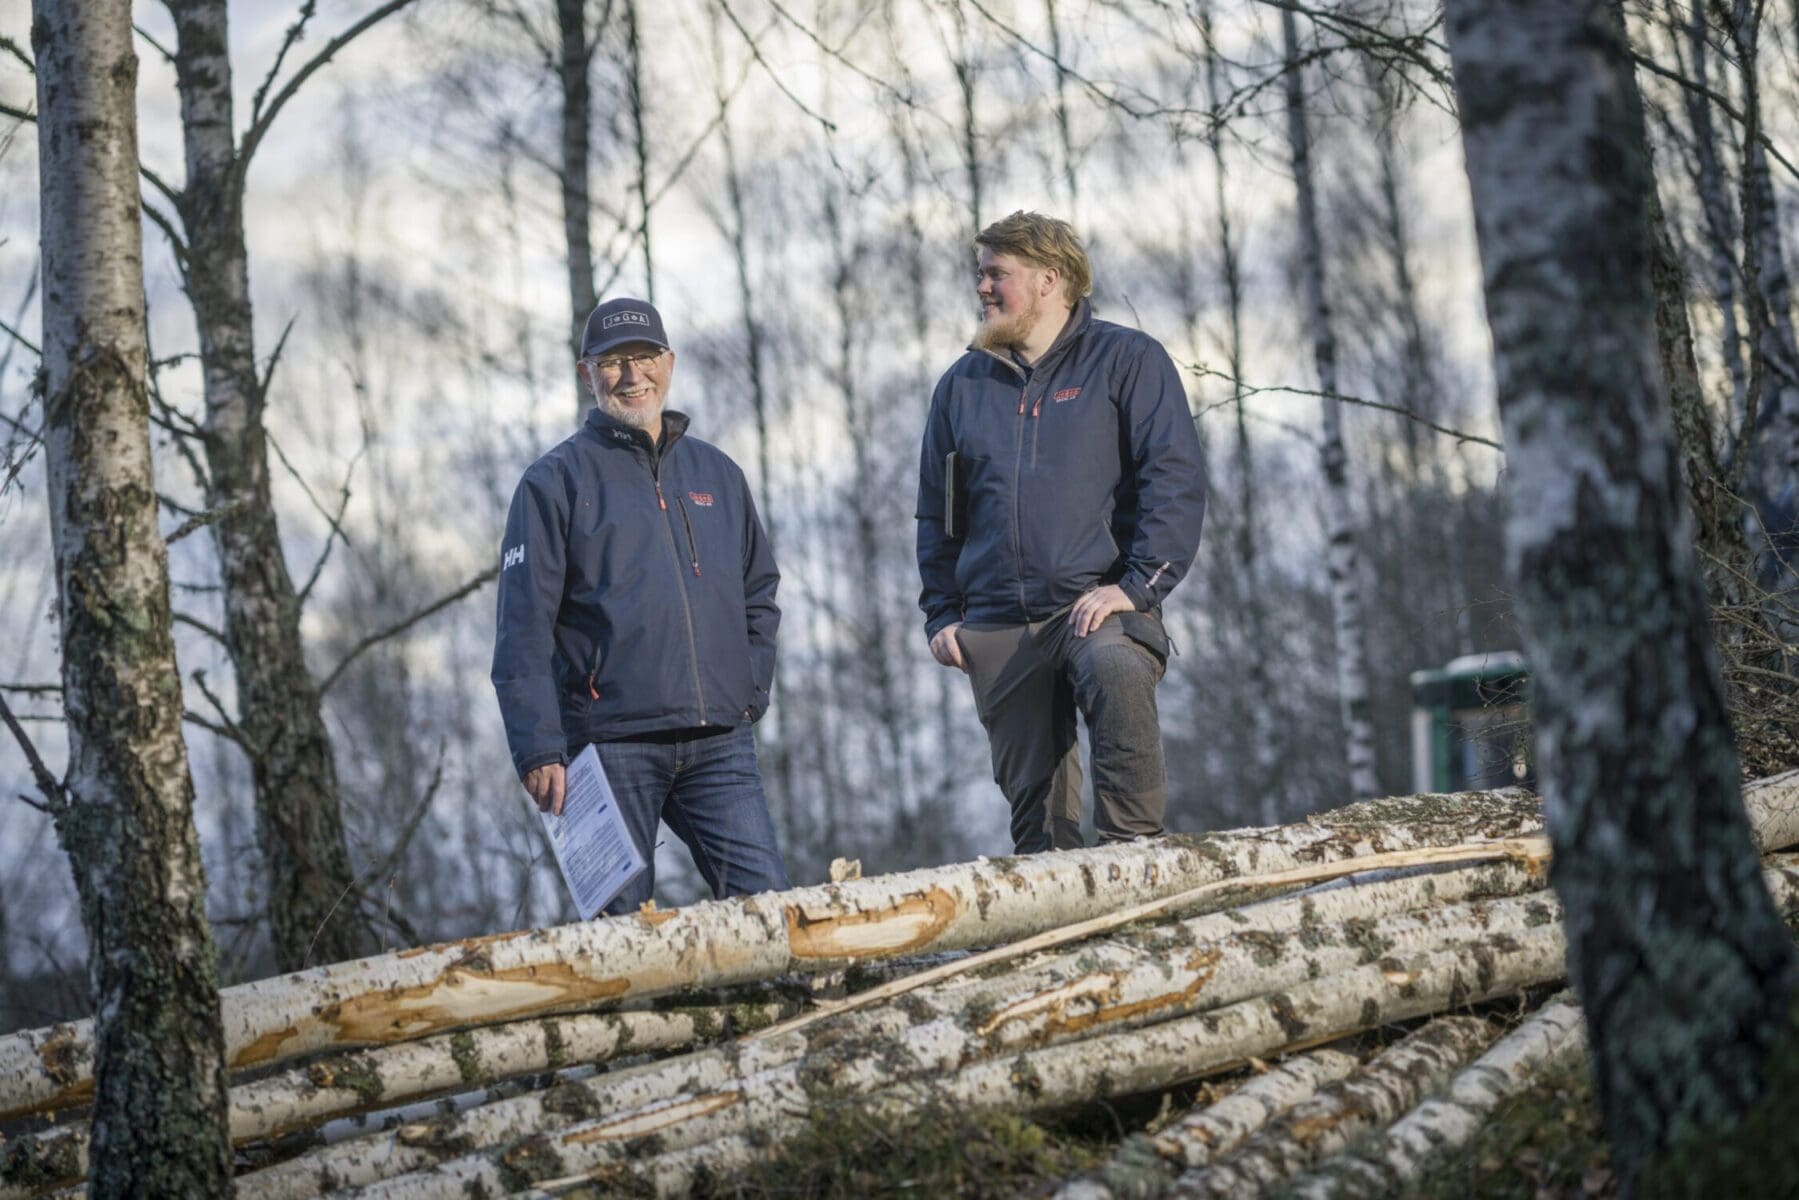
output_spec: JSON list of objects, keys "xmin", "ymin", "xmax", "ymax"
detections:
[
  {"xmin": 0, "ymin": 1003, "xmax": 792, "ymax": 1199},
  {"xmin": 1053, "ymin": 1049, "xmax": 1362, "ymax": 1200},
  {"xmin": 0, "ymin": 788, "xmax": 1547, "ymax": 1121},
  {"xmin": 324, "ymin": 926, "xmax": 1572, "ymax": 1199},
  {"xmin": 1167, "ymin": 1017, "xmax": 1498, "ymax": 1198},
  {"xmin": 237, "ymin": 887, "xmax": 1562, "ymax": 1198},
  {"xmin": 1285, "ymin": 993, "xmax": 1587, "ymax": 1198}
]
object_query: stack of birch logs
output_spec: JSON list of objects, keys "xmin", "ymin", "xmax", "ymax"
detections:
[{"xmin": 2, "ymin": 774, "xmax": 1796, "ymax": 1198}]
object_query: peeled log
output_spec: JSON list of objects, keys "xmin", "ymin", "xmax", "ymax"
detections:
[
  {"xmin": 238, "ymin": 889, "xmax": 1563, "ymax": 1198},
  {"xmin": 1285, "ymin": 993, "xmax": 1587, "ymax": 1198},
  {"xmin": 1053, "ymin": 1049, "xmax": 1362, "ymax": 1200},
  {"xmin": 0, "ymin": 786, "xmax": 1550, "ymax": 1122},
  {"xmin": 340, "ymin": 926, "xmax": 1573, "ymax": 1198},
  {"xmin": 1167, "ymin": 1016, "xmax": 1498, "ymax": 1198}
]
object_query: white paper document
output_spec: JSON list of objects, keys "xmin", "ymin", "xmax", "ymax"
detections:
[{"xmin": 538, "ymin": 744, "xmax": 646, "ymax": 920}]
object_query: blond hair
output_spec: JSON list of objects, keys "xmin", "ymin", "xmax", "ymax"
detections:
[{"xmin": 975, "ymin": 211, "xmax": 1093, "ymax": 304}]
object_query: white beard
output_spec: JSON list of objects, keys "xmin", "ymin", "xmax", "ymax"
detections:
[{"xmin": 600, "ymin": 393, "xmax": 662, "ymax": 431}]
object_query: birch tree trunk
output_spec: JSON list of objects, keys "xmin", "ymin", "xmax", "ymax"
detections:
[
  {"xmin": 165, "ymin": 0, "xmax": 373, "ymax": 972},
  {"xmin": 1442, "ymin": 0, "xmax": 1799, "ymax": 1178},
  {"xmin": 558, "ymin": 0, "xmax": 598, "ymax": 421},
  {"xmin": 1199, "ymin": 0, "xmax": 1280, "ymax": 820},
  {"xmin": 431, "ymin": 929, "xmax": 1573, "ymax": 1199},
  {"xmin": 1281, "ymin": 8, "xmax": 1380, "ymax": 800},
  {"xmin": 31, "ymin": 0, "xmax": 232, "ymax": 1190},
  {"xmin": 1286, "ymin": 994, "xmax": 1587, "ymax": 1197},
  {"xmin": 1170, "ymin": 1016, "xmax": 1497, "ymax": 1198}
]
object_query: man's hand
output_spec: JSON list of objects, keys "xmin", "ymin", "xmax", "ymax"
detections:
[
  {"xmin": 1071, "ymin": 584, "xmax": 1134, "ymax": 637},
  {"xmin": 523, "ymin": 763, "xmax": 567, "ymax": 816},
  {"xmin": 930, "ymin": 622, "xmax": 968, "ymax": 672}
]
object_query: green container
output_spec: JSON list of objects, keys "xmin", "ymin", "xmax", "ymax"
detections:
[{"xmin": 1409, "ymin": 652, "xmax": 1532, "ymax": 793}]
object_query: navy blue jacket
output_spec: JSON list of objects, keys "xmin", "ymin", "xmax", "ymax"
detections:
[
  {"xmin": 916, "ymin": 302, "xmax": 1207, "ymax": 636},
  {"xmin": 493, "ymin": 408, "xmax": 780, "ymax": 776}
]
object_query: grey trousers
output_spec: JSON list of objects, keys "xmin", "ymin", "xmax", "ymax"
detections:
[{"xmin": 955, "ymin": 609, "xmax": 1170, "ymax": 853}]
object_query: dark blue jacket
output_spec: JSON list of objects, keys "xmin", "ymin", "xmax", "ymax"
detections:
[
  {"xmin": 492, "ymin": 408, "xmax": 780, "ymax": 776},
  {"xmin": 916, "ymin": 301, "xmax": 1207, "ymax": 636}
]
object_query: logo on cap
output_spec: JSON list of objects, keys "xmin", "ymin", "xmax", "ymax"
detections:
[{"xmin": 602, "ymin": 311, "xmax": 651, "ymax": 330}]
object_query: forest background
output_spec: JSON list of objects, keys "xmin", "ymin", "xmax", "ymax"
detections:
[{"xmin": 0, "ymin": 0, "xmax": 1792, "ymax": 1027}]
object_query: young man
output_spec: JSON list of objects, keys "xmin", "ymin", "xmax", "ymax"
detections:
[
  {"xmin": 493, "ymin": 297, "xmax": 790, "ymax": 915},
  {"xmin": 916, "ymin": 212, "xmax": 1207, "ymax": 853}
]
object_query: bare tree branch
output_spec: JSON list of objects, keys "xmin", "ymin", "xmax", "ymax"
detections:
[
  {"xmin": 0, "ymin": 309, "xmax": 40, "ymax": 359},
  {"xmin": 132, "ymin": 23, "xmax": 176, "ymax": 66},
  {"xmin": 165, "ymin": 497, "xmax": 253, "ymax": 545},
  {"xmin": 1628, "ymin": 48, "xmax": 1799, "ymax": 184},
  {"xmin": 296, "ymin": 440, "xmax": 366, "ymax": 607},
  {"xmin": 189, "ymin": 669, "xmax": 251, "ymax": 752},
  {"xmin": 0, "ymin": 691, "xmax": 63, "ymax": 814},
  {"xmin": 1185, "ymin": 363, "xmax": 1506, "ymax": 450},
  {"xmin": 235, "ymin": 0, "xmax": 423, "ymax": 190},
  {"xmin": 318, "ymin": 566, "xmax": 500, "ymax": 694},
  {"xmin": 173, "ymin": 612, "xmax": 230, "ymax": 647},
  {"xmin": 250, "ymin": 1, "xmax": 320, "ymax": 131},
  {"xmin": 0, "ymin": 33, "xmax": 33, "ymax": 73}
]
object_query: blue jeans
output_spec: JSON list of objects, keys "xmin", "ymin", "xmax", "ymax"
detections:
[{"xmin": 592, "ymin": 725, "xmax": 790, "ymax": 917}]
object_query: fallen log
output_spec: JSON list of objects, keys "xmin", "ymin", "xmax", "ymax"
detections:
[
  {"xmin": 0, "ymin": 786, "xmax": 1550, "ymax": 1122},
  {"xmin": 1167, "ymin": 1016, "xmax": 1498, "ymax": 1197},
  {"xmin": 233, "ymin": 885, "xmax": 1564, "ymax": 1199},
  {"xmin": 0, "ymin": 1002, "xmax": 794, "ymax": 1199},
  {"xmin": 1052, "ymin": 1049, "xmax": 1362, "ymax": 1200},
  {"xmin": 332, "ymin": 926, "xmax": 1574, "ymax": 1198},
  {"xmin": 1283, "ymin": 993, "xmax": 1587, "ymax": 1198}
]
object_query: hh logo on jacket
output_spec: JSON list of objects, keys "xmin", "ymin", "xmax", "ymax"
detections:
[{"xmin": 502, "ymin": 544, "xmax": 525, "ymax": 569}]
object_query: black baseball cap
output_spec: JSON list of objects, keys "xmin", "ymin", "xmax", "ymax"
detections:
[{"xmin": 581, "ymin": 297, "xmax": 671, "ymax": 359}]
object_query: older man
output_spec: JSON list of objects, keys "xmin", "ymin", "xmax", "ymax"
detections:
[
  {"xmin": 493, "ymin": 297, "xmax": 789, "ymax": 914},
  {"xmin": 917, "ymin": 212, "xmax": 1207, "ymax": 853}
]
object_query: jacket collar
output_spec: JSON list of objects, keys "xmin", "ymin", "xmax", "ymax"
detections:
[
  {"xmin": 585, "ymin": 406, "xmax": 690, "ymax": 455},
  {"xmin": 970, "ymin": 298, "xmax": 1092, "ymax": 378}
]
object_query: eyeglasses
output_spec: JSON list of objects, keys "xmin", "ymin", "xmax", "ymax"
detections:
[{"xmin": 586, "ymin": 350, "xmax": 666, "ymax": 376}]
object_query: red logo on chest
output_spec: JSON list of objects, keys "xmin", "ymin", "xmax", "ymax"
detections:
[
  {"xmin": 688, "ymin": 491, "xmax": 715, "ymax": 507},
  {"xmin": 1053, "ymin": 387, "xmax": 1082, "ymax": 403}
]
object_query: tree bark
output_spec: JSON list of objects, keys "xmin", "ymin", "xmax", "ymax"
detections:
[
  {"xmin": 30, "ymin": 0, "xmax": 232, "ymax": 1192},
  {"xmin": 1441, "ymin": 0, "xmax": 1799, "ymax": 1179},
  {"xmin": 0, "ymin": 1003, "xmax": 798, "ymax": 1197},
  {"xmin": 457, "ymin": 930, "xmax": 1573, "ymax": 1199},
  {"xmin": 0, "ymin": 785, "xmax": 1548, "ymax": 1121},
  {"xmin": 1169, "ymin": 1017, "xmax": 1497, "ymax": 1198},
  {"xmin": 1285, "ymin": 993, "xmax": 1587, "ymax": 1197},
  {"xmin": 164, "ymin": 0, "xmax": 373, "ymax": 973},
  {"xmin": 1281, "ymin": 7, "xmax": 1380, "ymax": 799},
  {"xmin": 558, "ymin": 0, "xmax": 598, "ymax": 421},
  {"xmin": 1052, "ymin": 1049, "xmax": 1361, "ymax": 1200}
]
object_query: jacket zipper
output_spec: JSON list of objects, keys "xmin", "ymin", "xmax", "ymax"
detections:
[
  {"xmin": 650, "ymin": 447, "xmax": 708, "ymax": 724},
  {"xmin": 675, "ymin": 496, "xmax": 702, "ymax": 577},
  {"xmin": 587, "ymin": 646, "xmax": 602, "ymax": 700},
  {"xmin": 1011, "ymin": 389, "xmax": 1028, "ymax": 614}
]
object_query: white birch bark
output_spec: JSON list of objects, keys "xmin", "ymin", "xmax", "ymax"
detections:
[
  {"xmin": 31, "ymin": 0, "xmax": 232, "ymax": 1192},
  {"xmin": 235, "ymin": 871, "xmax": 1555, "ymax": 1197},
  {"xmin": 1285, "ymin": 994, "xmax": 1586, "ymax": 1197},
  {"xmin": 462, "ymin": 929, "xmax": 1572, "ymax": 1199},
  {"xmin": 0, "ymin": 788, "xmax": 1547, "ymax": 1121},
  {"xmin": 351, "ymin": 854, "xmax": 1799, "ymax": 1198},
  {"xmin": 0, "ymin": 1003, "xmax": 794, "ymax": 1197},
  {"xmin": 1052, "ymin": 1049, "xmax": 1361, "ymax": 1200},
  {"xmin": 1281, "ymin": 6, "xmax": 1380, "ymax": 798},
  {"xmin": 1444, "ymin": 0, "xmax": 1799, "ymax": 1170},
  {"xmin": 1167, "ymin": 1017, "xmax": 1497, "ymax": 1197}
]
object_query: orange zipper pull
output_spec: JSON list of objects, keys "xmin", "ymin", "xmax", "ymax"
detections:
[
  {"xmin": 1018, "ymin": 392, "xmax": 1027, "ymax": 415},
  {"xmin": 1032, "ymin": 395, "xmax": 1043, "ymax": 417},
  {"xmin": 655, "ymin": 482, "xmax": 667, "ymax": 511}
]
